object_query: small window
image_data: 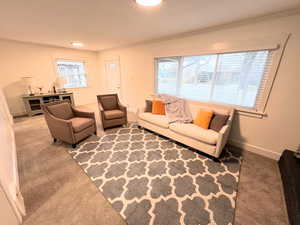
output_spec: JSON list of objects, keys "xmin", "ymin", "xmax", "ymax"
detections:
[
  {"xmin": 155, "ymin": 50, "xmax": 273, "ymax": 111},
  {"xmin": 56, "ymin": 60, "xmax": 87, "ymax": 88}
]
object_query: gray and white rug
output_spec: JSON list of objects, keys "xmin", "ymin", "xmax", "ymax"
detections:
[{"xmin": 68, "ymin": 123, "xmax": 242, "ymax": 225}]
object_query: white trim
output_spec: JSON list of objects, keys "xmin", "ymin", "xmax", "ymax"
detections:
[
  {"xmin": 229, "ymin": 139, "xmax": 281, "ymax": 161},
  {"xmin": 154, "ymin": 44, "xmax": 280, "ymax": 59}
]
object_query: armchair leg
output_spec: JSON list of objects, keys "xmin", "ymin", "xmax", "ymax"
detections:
[
  {"xmin": 53, "ymin": 138, "xmax": 57, "ymax": 143},
  {"xmin": 72, "ymin": 144, "xmax": 77, "ymax": 148},
  {"xmin": 94, "ymin": 131, "xmax": 97, "ymax": 135}
]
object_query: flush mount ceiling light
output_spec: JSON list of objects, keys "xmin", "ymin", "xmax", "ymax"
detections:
[
  {"xmin": 71, "ymin": 42, "xmax": 84, "ymax": 47},
  {"xmin": 136, "ymin": 0, "xmax": 162, "ymax": 7}
]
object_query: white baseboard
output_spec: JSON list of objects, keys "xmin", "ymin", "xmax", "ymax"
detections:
[{"xmin": 229, "ymin": 139, "xmax": 282, "ymax": 161}]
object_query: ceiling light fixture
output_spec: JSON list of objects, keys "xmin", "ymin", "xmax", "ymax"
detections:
[
  {"xmin": 71, "ymin": 42, "xmax": 84, "ymax": 47},
  {"xmin": 136, "ymin": 0, "xmax": 162, "ymax": 7}
]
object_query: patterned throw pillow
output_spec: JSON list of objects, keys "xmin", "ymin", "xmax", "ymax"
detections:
[
  {"xmin": 193, "ymin": 109, "xmax": 213, "ymax": 129},
  {"xmin": 209, "ymin": 113, "xmax": 229, "ymax": 132},
  {"xmin": 152, "ymin": 100, "xmax": 166, "ymax": 115},
  {"xmin": 144, "ymin": 100, "xmax": 153, "ymax": 112}
]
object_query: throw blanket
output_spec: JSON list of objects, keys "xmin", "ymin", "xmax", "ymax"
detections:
[{"xmin": 154, "ymin": 94, "xmax": 193, "ymax": 123}]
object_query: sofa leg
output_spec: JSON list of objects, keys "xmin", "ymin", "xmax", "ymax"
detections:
[
  {"xmin": 94, "ymin": 131, "xmax": 97, "ymax": 135},
  {"xmin": 53, "ymin": 138, "xmax": 57, "ymax": 143},
  {"xmin": 72, "ymin": 144, "xmax": 77, "ymax": 148},
  {"xmin": 213, "ymin": 157, "xmax": 220, "ymax": 163}
]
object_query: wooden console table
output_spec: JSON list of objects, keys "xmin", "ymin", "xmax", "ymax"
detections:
[
  {"xmin": 278, "ymin": 150, "xmax": 300, "ymax": 225},
  {"xmin": 22, "ymin": 92, "xmax": 74, "ymax": 116}
]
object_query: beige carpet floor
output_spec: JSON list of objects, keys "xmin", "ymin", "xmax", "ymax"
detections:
[{"xmin": 14, "ymin": 104, "xmax": 289, "ymax": 225}]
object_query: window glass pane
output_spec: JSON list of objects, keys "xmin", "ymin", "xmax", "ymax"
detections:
[
  {"xmin": 180, "ymin": 55, "xmax": 217, "ymax": 101},
  {"xmin": 155, "ymin": 50, "xmax": 271, "ymax": 109},
  {"xmin": 156, "ymin": 57, "xmax": 179, "ymax": 96},
  {"xmin": 56, "ymin": 61, "xmax": 87, "ymax": 88},
  {"xmin": 211, "ymin": 51, "xmax": 269, "ymax": 107}
]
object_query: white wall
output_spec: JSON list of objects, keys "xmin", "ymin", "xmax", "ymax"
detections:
[
  {"xmin": 98, "ymin": 12, "xmax": 300, "ymax": 159},
  {"xmin": 0, "ymin": 40, "xmax": 101, "ymax": 116}
]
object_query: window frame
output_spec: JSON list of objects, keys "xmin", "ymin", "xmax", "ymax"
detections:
[
  {"xmin": 154, "ymin": 46, "xmax": 283, "ymax": 117},
  {"xmin": 54, "ymin": 59, "xmax": 89, "ymax": 89}
]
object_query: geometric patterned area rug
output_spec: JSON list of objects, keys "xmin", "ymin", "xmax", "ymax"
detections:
[{"xmin": 68, "ymin": 123, "xmax": 242, "ymax": 225}]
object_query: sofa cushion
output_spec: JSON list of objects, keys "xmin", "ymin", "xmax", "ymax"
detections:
[
  {"xmin": 194, "ymin": 109, "xmax": 213, "ymax": 129},
  {"xmin": 47, "ymin": 102, "xmax": 74, "ymax": 120},
  {"xmin": 139, "ymin": 112, "xmax": 169, "ymax": 128},
  {"xmin": 144, "ymin": 100, "xmax": 153, "ymax": 112},
  {"xmin": 169, "ymin": 123, "xmax": 219, "ymax": 145},
  {"xmin": 152, "ymin": 100, "xmax": 166, "ymax": 115},
  {"xmin": 209, "ymin": 113, "xmax": 229, "ymax": 132},
  {"xmin": 104, "ymin": 110, "xmax": 124, "ymax": 120},
  {"xmin": 70, "ymin": 117, "xmax": 94, "ymax": 133},
  {"xmin": 100, "ymin": 95, "xmax": 118, "ymax": 110}
]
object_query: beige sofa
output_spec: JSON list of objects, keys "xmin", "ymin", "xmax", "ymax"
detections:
[{"xmin": 137, "ymin": 104, "xmax": 234, "ymax": 158}]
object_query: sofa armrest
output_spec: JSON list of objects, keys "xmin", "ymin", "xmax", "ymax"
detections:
[
  {"xmin": 97, "ymin": 101, "xmax": 104, "ymax": 112},
  {"xmin": 215, "ymin": 124, "xmax": 231, "ymax": 158},
  {"xmin": 72, "ymin": 108, "xmax": 95, "ymax": 119},
  {"xmin": 136, "ymin": 107, "xmax": 146, "ymax": 117},
  {"xmin": 119, "ymin": 103, "xmax": 127, "ymax": 113}
]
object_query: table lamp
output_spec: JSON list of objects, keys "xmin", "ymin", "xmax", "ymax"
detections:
[
  {"xmin": 55, "ymin": 77, "xmax": 67, "ymax": 93},
  {"xmin": 22, "ymin": 76, "xmax": 34, "ymax": 96}
]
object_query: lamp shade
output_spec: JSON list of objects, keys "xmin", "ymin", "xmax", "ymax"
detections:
[{"xmin": 55, "ymin": 77, "xmax": 67, "ymax": 88}]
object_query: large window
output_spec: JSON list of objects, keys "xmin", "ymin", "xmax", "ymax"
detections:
[
  {"xmin": 56, "ymin": 60, "xmax": 88, "ymax": 88},
  {"xmin": 155, "ymin": 50, "xmax": 273, "ymax": 110}
]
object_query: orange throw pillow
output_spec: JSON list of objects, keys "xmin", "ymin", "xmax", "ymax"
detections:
[
  {"xmin": 194, "ymin": 109, "xmax": 213, "ymax": 129},
  {"xmin": 152, "ymin": 100, "xmax": 166, "ymax": 115}
]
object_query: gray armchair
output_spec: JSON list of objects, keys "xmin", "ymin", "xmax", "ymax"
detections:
[
  {"xmin": 41, "ymin": 100, "xmax": 97, "ymax": 148},
  {"xmin": 97, "ymin": 94, "xmax": 127, "ymax": 129}
]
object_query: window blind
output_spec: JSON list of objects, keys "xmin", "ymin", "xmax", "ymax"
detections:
[
  {"xmin": 56, "ymin": 61, "xmax": 87, "ymax": 88},
  {"xmin": 253, "ymin": 51, "xmax": 274, "ymax": 111},
  {"xmin": 155, "ymin": 49, "xmax": 274, "ymax": 111}
]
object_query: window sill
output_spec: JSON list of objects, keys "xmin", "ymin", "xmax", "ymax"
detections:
[{"xmin": 64, "ymin": 86, "xmax": 89, "ymax": 90}]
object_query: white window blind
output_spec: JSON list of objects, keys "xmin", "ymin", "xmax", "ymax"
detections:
[
  {"xmin": 155, "ymin": 50, "xmax": 274, "ymax": 111},
  {"xmin": 56, "ymin": 61, "xmax": 87, "ymax": 88}
]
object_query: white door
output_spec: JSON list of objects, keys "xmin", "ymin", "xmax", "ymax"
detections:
[{"xmin": 104, "ymin": 57, "xmax": 122, "ymax": 99}]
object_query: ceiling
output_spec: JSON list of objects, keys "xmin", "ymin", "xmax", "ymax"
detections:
[{"xmin": 0, "ymin": 0, "xmax": 299, "ymax": 51}]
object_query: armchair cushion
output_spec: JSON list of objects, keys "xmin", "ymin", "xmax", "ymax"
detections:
[
  {"xmin": 70, "ymin": 117, "xmax": 94, "ymax": 133},
  {"xmin": 104, "ymin": 110, "xmax": 124, "ymax": 120},
  {"xmin": 47, "ymin": 102, "xmax": 74, "ymax": 120},
  {"xmin": 100, "ymin": 96, "xmax": 118, "ymax": 110}
]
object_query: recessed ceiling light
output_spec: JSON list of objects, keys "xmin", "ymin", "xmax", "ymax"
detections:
[
  {"xmin": 71, "ymin": 42, "xmax": 84, "ymax": 47},
  {"xmin": 136, "ymin": 0, "xmax": 162, "ymax": 7}
]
